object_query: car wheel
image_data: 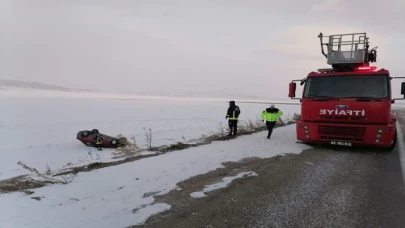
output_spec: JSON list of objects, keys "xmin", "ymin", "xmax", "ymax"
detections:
[
  {"xmin": 91, "ymin": 129, "xmax": 99, "ymax": 134},
  {"xmin": 81, "ymin": 131, "xmax": 90, "ymax": 137},
  {"xmin": 111, "ymin": 139, "xmax": 118, "ymax": 147}
]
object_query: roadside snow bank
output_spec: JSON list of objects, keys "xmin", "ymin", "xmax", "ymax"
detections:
[{"xmin": 0, "ymin": 124, "xmax": 311, "ymax": 228}]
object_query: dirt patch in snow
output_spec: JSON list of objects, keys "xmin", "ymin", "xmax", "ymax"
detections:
[
  {"xmin": 53, "ymin": 153, "xmax": 161, "ymax": 177},
  {"xmin": 0, "ymin": 175, "xmax": 53, "ymax": 193}
]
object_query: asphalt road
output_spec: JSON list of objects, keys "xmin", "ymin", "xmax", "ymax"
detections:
[{"xmin": 132, "ymin": 110, "xmax": 405, "ymax": 228}]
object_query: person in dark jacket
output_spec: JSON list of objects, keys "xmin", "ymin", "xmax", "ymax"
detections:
[
  {"xmin": 261, "ymin": 104, "xmax": 283, "ymax": 139},
  {"xmin": 226, "ymin": 100, "xmax": 241, "ymax": 137}
]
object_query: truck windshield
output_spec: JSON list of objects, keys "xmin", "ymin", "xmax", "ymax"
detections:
[{"xmin": 303, "ymin": 75, "xmax": 389, "ymax": 98}]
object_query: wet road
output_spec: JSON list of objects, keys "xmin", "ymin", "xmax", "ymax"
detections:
[{"xmin": 132, "ymin": 110, "xmax": 405, "ymax": 228}]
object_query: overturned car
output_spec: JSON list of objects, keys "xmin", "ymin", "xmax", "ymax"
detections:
[{"xmin": 76, "ymin": 129, "xmax": 126, "ymax": 148}]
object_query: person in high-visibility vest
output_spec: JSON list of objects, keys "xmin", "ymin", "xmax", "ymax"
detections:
[
  {"xmin": 225, "ymin": 100, "xmax": 241, "ymax": 137},
  {"xmin": 261, "ymin": 104, "xmax": 283, "ymax": 139},
  {"xmin": 94, "ymin": 136, "xmax": 103, "ymax": 151}
]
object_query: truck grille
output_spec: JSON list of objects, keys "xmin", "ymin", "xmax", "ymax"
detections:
[{"xmin": 318, "ymin": 125, "xmax": 366, "ymax": 137}]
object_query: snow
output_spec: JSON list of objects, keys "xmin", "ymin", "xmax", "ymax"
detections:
[
  {"xmin": 0, "ymin": 91, "xmax": 300, "ymax": 181},
  {"xmin": 132, "ymin": 203, "xmax": 172, "ymax": 225},
  {"xmin": 0, "ymin": 90, "xmax": 308, "ymax": 228},
  {"xmin": 190, "ymin": 171, "xmax": 259, "ymax": 198},
  {"xmin": 0, "ymin": 86, "xmax": 298, "ymax": 104},
  {"xmin": 396, "ymin": 119, "xmax": 405, "ymax": 184},
  {"xmin": 0, "ymin": 123, "xmax": 311, "ymax": 228}
]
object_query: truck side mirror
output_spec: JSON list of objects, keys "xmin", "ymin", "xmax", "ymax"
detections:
[
  {"xmin": 289, "ymin": 82, "xmax": 296, "ymax": 98},
  {"xmin": 390, "ymin": 77, "xmax": 405, "ymax": 102}
]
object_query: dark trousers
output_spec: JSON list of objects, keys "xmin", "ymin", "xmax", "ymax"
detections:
[
  {"xmin": 228, "ymin": 119, "xmax": 238, "ymax": 136},
  {"xmin": 266, "ymin": 121, "xmax": 276, "ymax": 138}
]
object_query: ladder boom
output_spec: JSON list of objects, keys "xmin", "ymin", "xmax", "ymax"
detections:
[{"xmin": 318, "ymin": 32, "xmax": 378, "ymax": 71}]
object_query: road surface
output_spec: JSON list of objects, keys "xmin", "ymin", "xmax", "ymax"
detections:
[{"xmin": 132, "ymin": 110, "xmax": 405, "ymax": 228}]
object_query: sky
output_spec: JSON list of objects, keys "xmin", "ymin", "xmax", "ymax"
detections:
[{"xmin": 1, "ymin": 0, "xmax": 404, "ymax": 100}]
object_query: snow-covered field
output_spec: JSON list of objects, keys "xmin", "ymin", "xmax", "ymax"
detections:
[
  {"xmin": 1, "ymin": 90, "xmax": 403, "ymax": 227},
  {"xmin": 0, "ymin": 91, "xmax": 307, "ymax": 227},
  {"xmin": 2, "ymin": 90, "xmax": 402, "ymax": 227},
  {"xmin": 0, "ymin": 92, "xmax": 300, "ymax": 181}
]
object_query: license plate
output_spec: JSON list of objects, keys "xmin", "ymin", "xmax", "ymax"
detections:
[{"xmin": 330, "ymin": 141, "xmax": 352, "ymax": 146}]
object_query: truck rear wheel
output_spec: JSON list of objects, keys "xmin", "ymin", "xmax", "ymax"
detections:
[{"xmin": 382, "ymin": 130, "xmax": 397, "ymax": 152}]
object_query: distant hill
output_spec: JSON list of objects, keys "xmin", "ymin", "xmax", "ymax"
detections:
[{"xmin": 0, "ymin": 80, "xmax": 95, "ymax": 92}]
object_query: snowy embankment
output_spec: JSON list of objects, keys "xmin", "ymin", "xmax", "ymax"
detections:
[
  {"xmin": 0, "ymin": 124, "xmax": 311, "ymax": 228},
  {"xmin": 0, "ymin": 89, "xmax": 307, "ymax": 227},
  {"xmin": 0, "ymin": 90, "xmax": 300, "ymax": 181}
]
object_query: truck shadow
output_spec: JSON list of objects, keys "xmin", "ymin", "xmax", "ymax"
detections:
[{"xmin": 307, "ymin": 143, "xmax": 398, "ymax": 155}]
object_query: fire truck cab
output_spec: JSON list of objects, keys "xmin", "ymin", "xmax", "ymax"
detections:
[{"xmin": 288, "ymin": 32, "xmax": 405, "ymax": 151}]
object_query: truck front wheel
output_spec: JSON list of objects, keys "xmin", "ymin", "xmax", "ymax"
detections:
[{"xmin": 382, "ymin": 130, "xmax": 397, "ymax": 152}]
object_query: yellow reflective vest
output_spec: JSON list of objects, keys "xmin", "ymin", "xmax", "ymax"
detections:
[
  {"xmin": 96, "ymin": 137, "xmax": 103, "ymax": 145},
  {"xmin": 261, "ymin": 108, "xmax": 283, "ymax": 122}
]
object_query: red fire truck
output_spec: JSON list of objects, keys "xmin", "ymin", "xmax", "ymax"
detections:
[{"xmin": 288, "ymin": 32, "xmax": 405, "ymax": 151}]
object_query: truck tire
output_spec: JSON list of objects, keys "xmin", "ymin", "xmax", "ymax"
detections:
[
  {"xmin": 382, "ymin": 130, "xmax": 397, "ymax": 152},
  {"xmin": 305, "ymin": 142, "xmax": 316, "ymax": 147}
]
